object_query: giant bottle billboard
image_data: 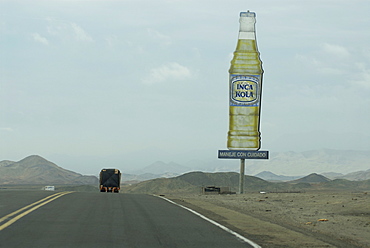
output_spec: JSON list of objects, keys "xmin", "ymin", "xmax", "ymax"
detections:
[{"xmin": 227, "ymin": 11, "xmax": 264, "ymax": 151}]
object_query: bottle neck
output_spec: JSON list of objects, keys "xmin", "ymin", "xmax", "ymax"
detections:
[{"xmin": 238, "ymin": 11, "xmax": 256, "ymax": 40}]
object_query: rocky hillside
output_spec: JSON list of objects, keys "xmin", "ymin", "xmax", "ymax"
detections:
[
  {"xmin": 336, "ymin": 169, "xmax": 370, "ymax": 181},
  {"xmin": 123, "ymin": 172, "xmax": 370, "ymax": 194},
  {"xmin": 254, "ymin": 171, "xmax": 301, "ymax": 181},
  {"xmin": 122, "ymin": 149, "xmax": 370, "ymax": 179},
  {"xmin": 0, "ymin": 155, "xmax": 98, "ymax": 185},
  {"xmin": 290, "ymin": 173, "xmax": 331, "ymax": 183},
  {"xmin": 121, "ymin": 171, "xmax": 370, "ymax": 195},
  {"xmin": 248, "ymin": 149, "xmax": 370, "ymax": 176}
]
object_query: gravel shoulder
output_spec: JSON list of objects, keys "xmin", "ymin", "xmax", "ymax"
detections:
[{"xmin": 167, "ymin": 191, "xmax": 370, "ymax": 248}]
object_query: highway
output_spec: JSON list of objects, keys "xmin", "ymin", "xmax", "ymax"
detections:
[{"xmin": 0, "ymin": 190, "xmax": 258, "ymax": 248}]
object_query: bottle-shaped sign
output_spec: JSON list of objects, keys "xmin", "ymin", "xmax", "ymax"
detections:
[{"xmin": 227, "ymin": 11, "xmax": 264, "ymax": 150}]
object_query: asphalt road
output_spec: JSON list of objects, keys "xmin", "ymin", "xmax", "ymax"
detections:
[{"xmin": 0, "ymin": 191, "xmax": 258, "ymax": 248}]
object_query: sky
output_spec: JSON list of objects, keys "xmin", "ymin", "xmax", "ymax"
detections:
[{"xmin": 1, "ymin": 0, "xmax": 370, "ymax": 175}]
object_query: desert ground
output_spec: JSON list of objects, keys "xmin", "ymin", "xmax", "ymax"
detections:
[{"xmin": 168, "ymin": 191, "xmax": 370, "ymax": 248}]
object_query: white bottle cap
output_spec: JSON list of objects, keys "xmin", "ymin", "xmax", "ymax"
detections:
[{"xmin": 239, "ymin": 11, "xmax": 256, "ymax": 39}]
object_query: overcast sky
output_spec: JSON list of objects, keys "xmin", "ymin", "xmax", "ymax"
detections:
[{"xmin": 1, "ymin": 0, "xmax": 369, "ymax": 174}]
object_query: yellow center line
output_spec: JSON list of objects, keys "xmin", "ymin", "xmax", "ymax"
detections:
[
  {"xmin": 0, "ymin": 192, "xmax": 66, "ymax": 224},
  {"xmin": 0, "ymin": 191, "xmax": 73, "ymax": 231}
]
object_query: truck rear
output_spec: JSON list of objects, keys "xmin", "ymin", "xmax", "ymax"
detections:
[{"xmin": 99, "ymin": 169, "xmax": 121, "ymax": 193}]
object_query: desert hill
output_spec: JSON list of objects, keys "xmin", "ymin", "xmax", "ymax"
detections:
[
  {"xmin": 254, "ymin": 171, "xmax": 301, "ymax": 181},
  {"xmin": 290, "ymin": 173, "xmax": 331, "ymax": 183},
  {"xmin": 315, "ymin": 178, "xmax": 370, "ymax": 191},
  {"xmin": 122, "ymin": 171, "xmax": 370, "ymax": 194},
  {"xmin": 255, "ymin": 170, "xmax": 370, "ymax": 182},
  {"xmin": 134, "ymin": 161, "xmax": 191, "ymax": 175},
  {"xmin": 0, "ymin": 160, "xmax": 15, "ymax": 167},
  {"xmin": 0, "ymin": 155, "xmax": 98, "ymax": 185},
  {"xmin": 336, "ymin": 169, "xmax": 370, "ymax": 181},
  {"xmin": 122, "ymin": 171, "xmax": 309, "ymax": 194},
  {"xmin": 122, "ymin": 149, "xmax": 370, "ymax": 182},
  {"xmin": 219, "ymin": 149, "xmax": 370, "ymax": 176}
]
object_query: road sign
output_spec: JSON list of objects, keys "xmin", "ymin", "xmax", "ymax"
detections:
[{"xmin": 218, "ymin": 150, "xmax": 269, "ymax": 159}]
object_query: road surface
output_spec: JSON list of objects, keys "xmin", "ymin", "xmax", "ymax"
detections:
[{"xmin": 0, "ymin": 190, "xmax": 258, "ymax": 247}]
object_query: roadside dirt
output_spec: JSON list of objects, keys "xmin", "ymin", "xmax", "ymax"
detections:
[{"xmin": 168, "ymin": 191, "xmax": 370, "ymax": 248}]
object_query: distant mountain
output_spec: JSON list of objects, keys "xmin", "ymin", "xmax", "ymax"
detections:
[
  {"xmin": 123, "ymin": 171, "xmax": 264, "ymax": 194},
  {"xmin": 318, "ymin": 179, "xmax": 370, "ymax": 190},
  {"xmin": 230, "ymin": 149, "xmax": 370, "ymax": 176},
  {"xmin": 123, "ymin": 169, "xmax": 370, "ymax": 185},
  {"xmin": 0, "ymin": 160, "xmax": 15, "ymax": 167},
  {"xmin": 121, "ymin": 161, "xmax": 194, "ymax": 185},
  {"xmin": 320, "ymin": 172, "xmax": 344, "ymax": 179},
  {"xmin": 121, "ymin": 173, "xmax": 171, "ymax": 185},
  {"xmin": 123, "ymin": 149, "xmax": 370, "ymax": 178},
  {"xmin": 254, "ymin": 171, "xmax": 301, "ymax": 181},
  {"xmin": 336, "ymin": 169, "xmax": 370, "ymax": 181},
  {"xmin": 123, "ymin": 171, "xmax": 310, "ymax": 194},
  {"xmin": 128, "ymin": 161, "xmax": 192, "ymax": 176},
  {"xmin": 320, "ymin": 170, "xmax": 370, "ymax": 181},
  {"xmin": 122, "ymin": 171, "xmax": 370, "ymax": 195},
  {"xmin": 290, "ymin": 173, "xmax": 331, "ymax": 184},
  {"xmin": 0, "ymin": 155, "xmax": 98, "ymax": 185}
]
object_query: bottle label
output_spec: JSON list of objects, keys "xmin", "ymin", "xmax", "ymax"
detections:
[{"xmin": 230, "ymin": 75, "xmax": 260, "ymax": 106}]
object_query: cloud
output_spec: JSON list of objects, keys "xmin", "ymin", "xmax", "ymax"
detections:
[
  {"xmin": 32, "ymin": 33, "xmax": 49, "ymax": 45},
  {"xmin": 105, "ymin": 35, "xmax": 118, "ymax": 47},
  {"xmin": 0, "ymin": 127, "xmax": 14, "ymax": 132},
  {"xmin": 142, "ymin": 62, "xmax": 191, "ymax": 84},
  {"xmin": 70, "ymin": 23, "xmax": 93, "ymax": 42},
  {"xmin": 295, "ymin": 43, "xmax": 352, "ymax": 76},
  {"xmin": 351, "ymin": 65, "xmax": 370, "ymax": 89},
  {"xmin": 295, "ymin": 53, "xmax": 344, "ymax": 75},
  {"xmin": 147, "ymin": 28, "xmax": 172, "ymax": 46},
  {"xmin": 321, "ymin": 43, "xmax": 350, "ymax": 57},
  {"xmin": 317, "ymin": 66, "xmax": 344, "ymax": 75},
  {"xmin": 47, "ymin": 21, "xmax": 93, "ymax": 43},
  {"xmin": 295, "ymin": 54, "xmax": 320, "ymax": 67}
]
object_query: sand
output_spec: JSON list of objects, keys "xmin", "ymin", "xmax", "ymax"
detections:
[{"xmin": 168, "ymin": 191, "xmax": 370, "ymax": 248}]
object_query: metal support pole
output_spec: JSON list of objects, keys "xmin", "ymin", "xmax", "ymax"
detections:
[{"xmin": 239, "ymin": 159, "xmax": 245, "ymax": 194}]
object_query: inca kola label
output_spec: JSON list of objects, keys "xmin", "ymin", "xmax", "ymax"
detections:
[{"xmin": 230, "ymin": 75, "xmax": 259, "ymax": 106}]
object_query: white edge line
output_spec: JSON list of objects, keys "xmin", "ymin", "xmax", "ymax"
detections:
[{"xmin": 156, "ymin": 195, "xmax": 261, "ymax": 248}]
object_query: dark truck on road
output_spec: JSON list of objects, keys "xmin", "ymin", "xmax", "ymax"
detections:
[{"xmin": 99, "ymin": 169, "xmax": 121, "ymax": 193}]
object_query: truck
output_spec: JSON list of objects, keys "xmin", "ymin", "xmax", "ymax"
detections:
[{"xmin": 99, "ymin": 169, "xmax": 121, "ymax": 193}]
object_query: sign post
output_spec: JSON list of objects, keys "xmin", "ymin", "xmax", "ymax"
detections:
[
  {"xmin": 218, "ymin": 150, "xmax": 269, "ymax": 194},
  {"xmin": 239, "ymin": 159, "xmax": 245, "ymax": 194}
]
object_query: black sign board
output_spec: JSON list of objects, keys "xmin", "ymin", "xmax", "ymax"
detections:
[{"xmin": 218, "ymin": 150, "xmax": 269, "ymax": 159}]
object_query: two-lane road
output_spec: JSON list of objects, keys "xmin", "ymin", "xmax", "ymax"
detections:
[{"xmin": 0, "ymin": 191, "xmax": 259, "ymax": 247}]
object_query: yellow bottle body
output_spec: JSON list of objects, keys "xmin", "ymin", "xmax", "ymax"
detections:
[{"xmin": 228, "ymin": 39, "xmax": 263, "ymax": 150}]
